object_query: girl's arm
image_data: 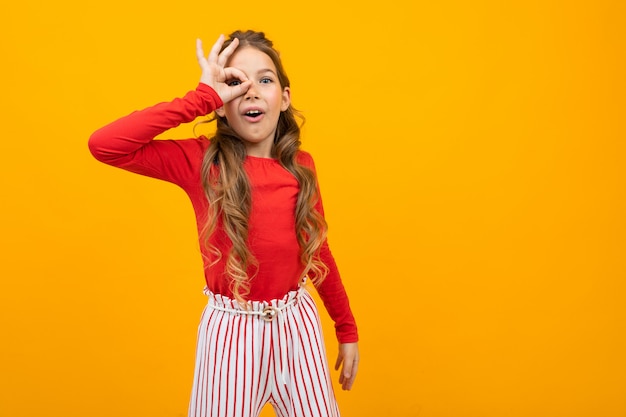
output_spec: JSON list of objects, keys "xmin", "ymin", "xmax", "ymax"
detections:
[
  {"xmin": 297, "ymin": 151, "xmax": 360, "ymax": 390},
  {"xmin": 317, "ymin": 244, "xmax": 360, "ymax": 391},
  {"xmin": 297, "ymin": 152, "xmax": 359, "ymax": 342},
  {"xmin": 88, "ymin": 84, "xmax": 222, "ymax": 182},
  {"xmin": 316, "ymin": 245, "xmax": 359, "ymax": 343},
  {"xmin": 88, "ymin": 35, "xmax": 252, "ymax": 182},
  {"xmin": 89, "ymin": 84, "xmax": 222, "ymax": 184}
]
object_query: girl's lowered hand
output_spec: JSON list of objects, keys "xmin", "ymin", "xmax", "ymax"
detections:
[
  {"xmin": 196, "ymin": 35, "xmax": 251, "ymax": 104},
  {"xmin": 335, "ymin": 342, "xmax": 359, "ymax": 390}
]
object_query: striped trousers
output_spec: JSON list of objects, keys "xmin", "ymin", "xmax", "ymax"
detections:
[{"xmin": 188, "ymin": 286, "xmax": 340, "ymax": 417}]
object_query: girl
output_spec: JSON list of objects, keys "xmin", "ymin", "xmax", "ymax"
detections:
[{"xmin": 88, "ymin": 30, "xmax": 359, "ymax": 417}]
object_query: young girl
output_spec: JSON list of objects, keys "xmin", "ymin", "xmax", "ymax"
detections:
[{"xmin": 88, "ymin": 30, "xmax": 359, "ymax": 417}]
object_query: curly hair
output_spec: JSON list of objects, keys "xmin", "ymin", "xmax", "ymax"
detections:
[{"xmin": 200, "ymin": 30, "xmax": 329, "ymax": 303}]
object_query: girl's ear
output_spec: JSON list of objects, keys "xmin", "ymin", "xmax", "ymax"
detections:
[
  {"xmin": 281, "ymin": 87, "xmax": 291, "ymax": 112},
  {"xmin": 215, "ymin": 107, "xmax": 225, "ymax": 117}
]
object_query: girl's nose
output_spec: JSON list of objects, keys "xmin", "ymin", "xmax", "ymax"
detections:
[{"xmin": 245, "ymin": 85, "xmax": 259, "ymax": 99}]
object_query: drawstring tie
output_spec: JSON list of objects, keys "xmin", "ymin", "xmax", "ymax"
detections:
[{"xmin": 207, "ymin": 294, "xmax": 299, "ymax": 321}]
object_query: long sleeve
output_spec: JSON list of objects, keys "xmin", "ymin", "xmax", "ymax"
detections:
[
  {"xmin": 297, "ymin": 152, "xmax": 359, "ymax": 344},
  {"xmin": 316, "ymin": 244, "xmax": 359, "ymax": 343},
  {"xmin": 88, "ymin": 83, "xmax": 222, "ymax": 186}
]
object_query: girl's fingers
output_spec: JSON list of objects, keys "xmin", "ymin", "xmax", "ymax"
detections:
[
  {"xmin": 201, "ymin": 35, "xmax": 241, "ymax": 70},
  {"xmin": 223, "ymin": 67, "xmax": 248, "ymax": 83},
  {"xmin": 217, "ymin": 37, "xmax": 239, "ymax": 67},
  {"xmin": 197, "ymin": 35, "xmax": 249, "ymax": 101},
  {"xmin": 343, "ymin": 358, "xmax": 358, "ymax": 390},
  {"xmin": 335, "ymin": 343, "xmax": 359, "ymax": 390},
  {"xmin": 196, "ymin": 38, "xmax": 205, "ymax": 63},
  {"xmin": 225, "ymin": 80, "xmax": 252, "ymax": 102},
  {"xmin": 207, "ymin": 34, "xmax": 225, "ymax": 64},
  {"xmin": 334, "ymin": 353, "xmax": 343, "ymax": 371}
]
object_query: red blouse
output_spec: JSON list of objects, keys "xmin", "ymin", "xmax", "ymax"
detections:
[{"xmin": 88, "ymin": 83, "xmax": 358, "ymax": 343}]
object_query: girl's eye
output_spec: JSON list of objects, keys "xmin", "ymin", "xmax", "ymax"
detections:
[
  {"xmin": 260, "ymin": 78, "xmax": 272, "ymax": 84},
  {"xmin": 227, "ymin": 80, "xmax": 242, "ymax": 86}
]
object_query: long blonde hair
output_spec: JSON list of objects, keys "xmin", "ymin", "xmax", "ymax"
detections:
[{"xmin": 200, "ymin": 30, "xmax": 328, "ymax": 303}]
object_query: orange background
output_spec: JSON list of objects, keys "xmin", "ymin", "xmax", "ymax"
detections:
[{"xmin": 1, "ymin": 1, "xmax": 625, "ymax": 416}]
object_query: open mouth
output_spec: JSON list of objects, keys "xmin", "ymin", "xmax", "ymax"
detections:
[{"xmin": 244, "ymin": 110, "xmax": 264, "ymax": 119}]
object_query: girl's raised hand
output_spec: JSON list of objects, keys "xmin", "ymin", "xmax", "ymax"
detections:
[{"xmin": 196, "ymin": 35, "xmax": 251, "ymax": 104}]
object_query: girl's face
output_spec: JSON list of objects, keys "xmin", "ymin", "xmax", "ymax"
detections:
[{"xmin": 217, "ymin": 46, "xmax": 291, "ymax": 158}]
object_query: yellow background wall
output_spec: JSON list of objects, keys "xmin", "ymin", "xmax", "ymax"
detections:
[{"xmin": 1, "ymin": 1, "xmax": 625, "ymax": 416}]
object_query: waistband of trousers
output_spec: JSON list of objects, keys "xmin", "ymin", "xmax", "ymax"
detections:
[{"xmin": 203, "ymin": 285, "xmax": 304, "ymax": 321}]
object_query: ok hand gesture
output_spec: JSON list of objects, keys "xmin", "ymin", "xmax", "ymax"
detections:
[{"xmin": 196, "ymin": 35, "xmax": 251, "ymax": 104}]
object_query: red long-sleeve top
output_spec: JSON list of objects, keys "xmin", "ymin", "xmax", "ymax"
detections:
[{"xmin": 88, "ymin": 83, "xmax": 358, "ymax": 343}]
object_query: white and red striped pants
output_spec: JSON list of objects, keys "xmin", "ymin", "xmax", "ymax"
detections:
[{"xmin": 188, "ymin": 286, "xmax": 340, "ymax": 417}]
